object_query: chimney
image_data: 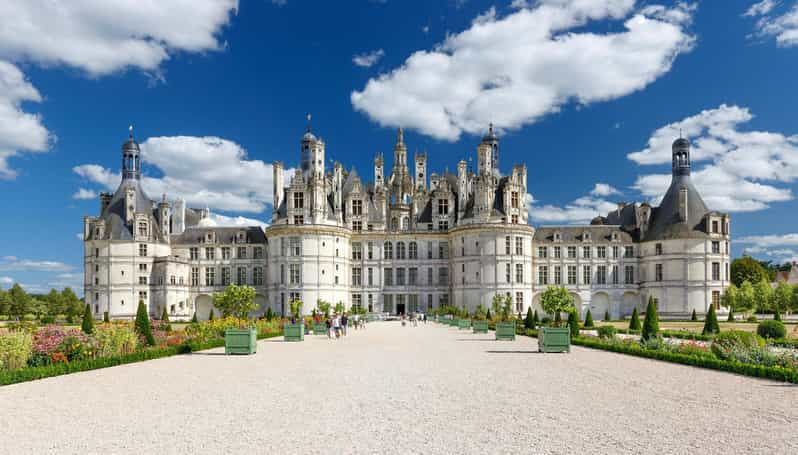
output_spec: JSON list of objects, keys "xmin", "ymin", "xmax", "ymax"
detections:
[{"xmin": 678, "ymin": 188, "xmax": 688, "ymax": 222}]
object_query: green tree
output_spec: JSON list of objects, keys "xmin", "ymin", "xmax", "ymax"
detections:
[
  {"xmin": 213, "ymin": 284, "xmax": 258, "ymax": 323},
  {"xmin": 191, "ymin": 311, "xmax": 198, "ymax": 323},
  {"xmin": 567, "ymin": 310, "xmax": 579, "ymax": 339},
  {"xmin": 584, "ymin": 309, "xmax": 594, "ymax": 328},
  {"xmin": 604, "ymin": 309, "xmax": 611, "ymax": 322},
  {"xmin": 103, "ymin": 311, "xmax": 110, "ymax": 323},
  {"xmin": 736, "ymin": 281, "xmax": 756, "ymax": 314},
  {"xmin": 524, "ymin": 307, "xmax": 534, "ymax": 329},
  {"xmin": 539, "ymin": 286, "xmax": 574, "ymax": 328},
  {"xmin": 475, "ymin": 304, "xmax": 487, "ymax": 321},
  {"xmin": 721, "ymin": 285, "xmax": 738, "ymax": 313},
  {"xmin": 160, "ymin": 307, "xmax": 171, "ymax": 331},
  {"xmin": 316, "ymin": 299, "xmax": 331, "ymax": 318},
  {"xmin": 491, "ymin": 294, "xmax": 513, "ymax": 321},
  {"xmin": 485, "ymin": 308, "xmax": 492, "ymax": 321},
  {"xmin": 641, "ymin": 296, "xmax": 659, "ymax": 341},
  {"xmin": 702, "ymin": 305, "xmax": 720, "ymax": 335},
  {"xmin": 629, "ymin": 307, "xmax": 641, "ymax": 331},
  {"xmin": 81, "ymin": 303, "xmax": 94, "ymax": 334},
  {"xmin": 334, "ymin": 301, "xmax": 344, "ymax": 315},
  {"xmin": 135, "ymin": 300, "xmax": 155, "ymax": 346},
  {"xmin": 208, "ymin": 308, "xmax": 215, "ymax": 321},
  {"xmin": 0, "ymin": 289, "xmax": 10, "ymax": 316},
  {"xmin": 265, "ymin": 307, "xmax": 274, "ymax": 321},
  {"xmin": 44, "ymin": 289, "xmax": 65, "ymax": 316},
  {"xmin": 61, "ymin": 287, "xmax": 83, "ymax": 321},
  {"xmin": 727, "ymin": 309, "xmax": 734, "ymax": 322},
  {"xmin": 690, "ymin": 309, "xmax": 697, "ymax": 321},
  {"xmin": 730, "ymin": 256, "xmax": 768, "ymax": 287},
  {"xmin": 8, "ymin": 283, "xmax": 30, "ymax": 317},
  {"xmin": 753, "ymin": 279, "xmax": 774, "ymax": 313},
  {"xmin": 772, "ymin": 281, "xmax": 792, "ymax": 316}
]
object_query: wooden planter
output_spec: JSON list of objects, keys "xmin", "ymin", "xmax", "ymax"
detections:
[
  {"xmin": 539, "ymin": 326, "xmax": 571, "ymax": 353},
  {"xmin": 224, "ymin": 328, "xmax": 257, "ymax": 355},
  {"xmin": 495, "ymin": 321, "xmax": 516, "ymax": 341},
  {"xmin": 472, "ymin": 320, "xmax": 489, "ymax": 333},
  {"xmin": 283, "ymin": 323, "xmax": 305, "ymax": 342},
  {"xmin": 458, "ymin": 319, "xmax": 471, "ymax": 330},
  {"xmin": 313, "ymin": 322, "xmax": 328, "ymax": 335}
]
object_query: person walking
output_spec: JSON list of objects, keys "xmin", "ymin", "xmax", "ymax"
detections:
[
  {"xmin": 352, "ymin": 313, "xmax": 359, "ymax": 331},
  {"xmin": 341, "ymin": 313, "xmax": 349, "ymax": 336},
  {"xmin": 326, "ymin": 316, "xmax": 333, "ymax": 339},
  {"xmin": 333, "ymin": 314, "xmax": 341, "ymax": 339}
]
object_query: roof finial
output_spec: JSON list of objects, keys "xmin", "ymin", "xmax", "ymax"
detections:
[
  {"xmin": 129, "ymin": 124, "xmax": 134, "ymax": 139},
  {"xmin": 306, "ymin": 113, "xmax": 312, "ymax": 132},
  {"xmin": 679, "ymin": 127, "xmax": 682, "ymax": 139},
  {"xmin": 397, "ymin": 127, "xmax": 404, "ymax": 144},
  {"xmin": 489, "ymin": 122, "xmax": 493, "ymax": 134}
]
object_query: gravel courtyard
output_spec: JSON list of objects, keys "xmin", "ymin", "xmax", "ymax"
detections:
[{"xmin": 1, "ymin": 322, "xmax": 796, "ymax": 454}]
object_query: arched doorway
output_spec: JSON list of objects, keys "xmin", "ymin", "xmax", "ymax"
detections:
[
  {"xmin": 195, "ymin": 294, "xmax": 214, "ymax": 321},
  {"xmin": 253, "ymin": 294, "xmax": 267, "ymax": 318},
  {"xmin": 590, "ymin": 292, "xmax": 610, "ymax": 320},
  {"xmin": 622, "ymin": 292, "xmax": 639, "ymax": 317}
]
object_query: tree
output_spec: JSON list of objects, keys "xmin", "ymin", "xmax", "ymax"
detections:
[
  {"xmin": 772, "ymin": 281, "xmax": 792, "ymax": 316},
  {"xmin": 81, "ymin": 303, "xmax": 94, "ymax": 334},
  {"xmin": 641, "ymin": 296, "xmax": 659, "ymax": 341},
  {"xmin": 160, "ymin": 307, "xmax": 171, "ymax": 331},
  {"xmin": 135, "ymin": 300, "xmax": 155, "ymax": 346},
  {"xmin": 265, "ymin": 307, "xmax": 274, "ymax": 321},
  {"xmin": 539, "ymin": 286, "xmax": 574, "ymax": 328},
  {"xmin": 753, "ymin": 279, "xmax": 774, "ymax": 313},
  {"xmin": 629, "ymin": 307, "xmax": 641, "ymax": 331},
  {"xmin": 524, "ymin": 307, "xmax": 535, "ymax": 329},
  {"xmin": 584, "ymin": 309, "xmax": 594, "ymax": 328},
  {"xmin": 8, "ymin": 283, "xmax": 30, "ymax": 317},
  {"xmin": 721, "ymin": 285, "xmax": 738, "ymax": 313},
  {"xmin": 191, "ymin": 312, "xmax": 198, "ymax": 323},
  {"xmin": 213, "ymin": 284, "xmax": 258, "ymax": 323},
  {"xmin": 45, "ymin": 289, "xmax": 65, "ymax": 316},
  {"xmin": 702, "ymin": 305, "xmax": 720, "ymax": 335},
  {"xmin": 730, "ymin": 256, "xmax": 768, "ymax": 287},
  {"xmin": 604, "ymin": 309, "xmax": 611, "ymax": 322},
  {"xmin": 736, "ymin": 281, "xmax": 756, "ymax": 314},
  {"xmin": 316, "ymin": 299, "xmax": 331, "ymax": 318},
  {"xmin": 690, "ymin": 309, "xmax": 697, "ymax": 321},
  {"xmin": 727, "ymin": 309, "xmax": 734, "ymax": 322},
  {"xmin": 0, "ymin": 289, "xmax": 10, "ymax": 316},
  {"xmin": 334, "ymin": 301, "xmax": 344, "ymax": 315},
  {"xmin": 208, "ymin": 308, "xmax": 215, "ymax": 321},
  {"xmin": 103, "ymin": 311, "xmax": 110, "ymax": 323},
  {"xmin": 485, "ymin": 308, "xmax": 492, "ymax": 321},
  {"xmin": 491, "ymin": 294, "xmax": 513, "ymax": 321},
  {"xmin": 567, "ymin": 310, "xmax": 579, "ymax": 339},
  {"xmin": 475, "ymin": 304, "xmax": 487, "ymax": 321}
]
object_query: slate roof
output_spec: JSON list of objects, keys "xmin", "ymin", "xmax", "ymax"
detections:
[
  {"xmin": 170, "ymin": 226, "xmax": 267, "ymax": 245},
  {"xmin": 533, "ymin": 225, "xmax": 633, "ymax": 243}
]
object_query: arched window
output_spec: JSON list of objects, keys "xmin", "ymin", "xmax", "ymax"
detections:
[
  {"xmin": 384, "ymin": 241, "xmax": 393, "ymax": 259},
  {"xmin": 397, "ymin": 242, "xmax": 406, "ymax": 259},
  {"xmin": 391, "ymin": 218, "xmax": 399, "ymax": 231},
  {"xmin": 402, "ymin": 217, "xmax": 409, "ymax": 231},
  {"xmin": 409, "ymin": 242, "xmax": 418, "ymax": 259}
]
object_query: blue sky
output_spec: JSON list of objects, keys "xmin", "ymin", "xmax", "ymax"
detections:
[{"xmin": 1, "ymin": 0, "xmax": 798, "ymax": 294}]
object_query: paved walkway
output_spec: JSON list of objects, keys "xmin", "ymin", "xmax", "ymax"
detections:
[{"xmin": 1, "ymin": 322, "xmax": 796, "ymax": 454}]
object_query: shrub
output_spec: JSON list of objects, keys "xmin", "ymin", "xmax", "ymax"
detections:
[
  {"xmin": 532, "ymin": 310, "xmax": 539, "ymax": 328},
  {"xmin": 40, "ymin": 315, "xmax": 55, "ymax": 324},
  {"xmin": 191, "ymin": 312, "xmax": 198, "ymax": 323},
  {"xmin": 746, "ymin": 315, "xmax": 758, "ymax": 323},
  {"xmin": 265, "ymin": 307, "xmax": 274, "ymax": 321},
  {"xmin": 22, "ymin": 314, "xmax": 36, "ymax": 321},
  {"xmin": 93, "ymin": 323, "xmax": 139, "ymax": 358},
  {"xmin": 757, "ymin": 320, "xmax": 787, "ymax": 340},
  {"xmin": 774, "ymin": 312, "xmax": 782, "ymax": 322},
  {"xmin": 208, "ymin": 309, "xmax": 215, "ymax": 321},
  {"xmin": 58, "ymin": 333, "xmax": 93, "ymax": 362},
  {"xmin": 604, "ymin": 310, "xmax": 611, "ymax": 322},
  {"xmin": 81, "ymin": 304, "xmax": 94, "ymax": 334},
  {"xmin": 567, "ymin": 311, "xmax": 579, "ymax": 339},
  {"xmin": 711, "ymin": 330, "xmax": 765, "ymax": 362},
  {"xmin": 103, "ymin": 312, "xmax": 110, "ymax": 323},
  {"xmin": 702, "ymin": 306, "xmax": 720, "ymax": 335},
  {"xmin": 727, "ymin": 310, "xmax": 734, "ymax": 322},
  {"xmin": 584, "ymin": 309, "xmax": 594, "ymax": 328},
  {"xmin": 160, "ymin": 307, "xmax": 172, "ymax": 332},
  {"xmin": 641, "ymin": 296, "xmax": 659, "ymax": 341},
  {"xmin": 0, "ymin": 315, "xmax": 7, "ymax": 321},
  {"xmin": 0, "ymin": 331, "xmax": 33, "ymax": 372},
  {"xmin": 629, "ymin": 307, "xmax": 641, "ymax": 331},
  {"xmin": 135, "ymin": 301, "xmax": 155, "ymax": 346},
  {"xmin": 6, "ymin": 320, "xmax": 37, "ymax": 334},
  {"xmin": 691, "ymin": 309, "xmax": 697, "ymax": 321},
  {"xmin": 597, "ymin": 325, "xmax": 617, "ymax": 339},
  {"xmin": 524, "ymin": 307, "xmax": 535, "ymax": 329}
]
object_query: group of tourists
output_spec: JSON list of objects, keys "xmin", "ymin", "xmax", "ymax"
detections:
[
  {"xmin": 400, "ymin": 312, "xmax": 426, "ymax": 327},
  {"xmin": 314, "ymin": 312, "xmax": 366, "ymax": 339}
]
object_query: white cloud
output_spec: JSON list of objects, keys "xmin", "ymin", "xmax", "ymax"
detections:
[
  {"xmin": 205, "ymin": 212, "xmax": 269, "ymax": 229},
  {"xmin": 422, "ymin": 25, "xmax": 430, "ymax": 34},
  {"xmin": 510, "ymin": 0, "xmax": 532, "ymax": 10},
  {"xmin": 351, "ymin": 0, "xmax": 695, "ymax": 141},
  {"xmin": 748, "ymin": 2, "xmax": 798, "ymax": 47},
  {"xmin": 72, "ymin": 187, "xmax": 97, "ymax": 200},
  {"xmin": 629, "ymin": 104, "xmax": 798, "ymax": 212},
  {"xmin": 744, "ymin": 0, "xmax": 778, "ymax": 17},
  {"xmin": 75, "ymin": 136, "xmax": 295, "ymax": 214},
  {"xmin": 472, "ymin": 6, "xmax": 497, "ymax": 26},
  {"xmin": 0, "ymin": 0, "xmax": 239, "ymax": 77},
  {"xmin": 590, "ymin": 183, "xmax": 621, "ymax": 197},
  {"xmin": 353, "ymin": 49, "xmax": 385, "ymax": 68},
  {"xmin": 737, "ymin": 233, "xmax": 798, "ymax": 247},
  {"xmin": 0, "ymin": 257, "xmax": 73, "ymax": 272},
  {"xmin": 272, "ymin": 0, "xmax": 287, "ymax": 6},
  {"xmin": 76, "ymin": 233, "xmax": 84, "ymax": 241},
  {"xmin": 0, "ymin": 276, "xmax": 13, "ymax": 285},
  {"xmin": 0, "ymin": 61, "xmax": 52, "ymax": 179},
  {"xmin": 528, "ymin": 191, "xmax": 618, "ymax": 224}
]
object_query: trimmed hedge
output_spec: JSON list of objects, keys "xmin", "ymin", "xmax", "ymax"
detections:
[{"xmin": 0, "ymin": 332, "xmax": 282, "ymax": 386}]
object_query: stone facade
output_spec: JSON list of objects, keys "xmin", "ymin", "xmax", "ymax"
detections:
[{"xmin": 84, "ymin": 126, "xmax": 730, "ymax": 320}]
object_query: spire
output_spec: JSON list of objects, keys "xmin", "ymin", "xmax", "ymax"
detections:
[
  {"xmin": 121, "ymin": 126, "xmax": 141, "ymax": 180},
  {"xmin": 397, "ymin": 127, "xmax": 404, "ymax": 145},
  {"xmin": 129, "ymin": 124, "xmax": 134, "ymax": 139},
  {"xmin": 306, "ymin": 113, "xmax": 312, "ymax": 133},
  {"xmin": 671, "ymin": 135, "xmax": 691, "ymax": 177}
]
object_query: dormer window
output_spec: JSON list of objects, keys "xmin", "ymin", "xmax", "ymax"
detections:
[
  {"xmin": 611, "ymin": 232, "xmax": 619, "ymax": 241},
  {"xmin": 138, "ymin": 222, "xmax": 147, "ymax": 237},
  {"xmin": 711, "ymin": 220, "xmax": 719, "ymax": 234},
  {"xmin": 583, "ymin": 232, "xmax": 591, "ymax": 242},
  {"xmin": 352, "ymin": 200, "xmax": 363, "ymax": 215},
  {"xmin": 511, "ymin": 191, "xmax": 519, "ymax": 209},
  {"xmin": 294, "ymin": 192, "xmax": 304, "ymax": 209},
  {"xmin": 553, "ymin": 232, "xmax": 561, "ymax": 242}
]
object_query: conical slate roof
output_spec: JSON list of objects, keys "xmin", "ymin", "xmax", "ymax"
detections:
[{"xmin": 645, "ymin": 175, "xmax": 709, "ymax": 241}]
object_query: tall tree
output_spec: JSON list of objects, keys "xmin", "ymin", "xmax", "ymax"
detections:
[
  {"xmin": 81, "ymin": 304, "xmax": 94, "ymax": 334},
  {"xmin": 730, "ymin": 257, "xmax": 768, "ymax": 287},
  {"xmin": 135, "ymin": 300, "xmax": 155, "ymax": 346},
  {"xmin": 213, "ymin": 284, "xmax": 258, "ymax": 321},
  {"xmin": 8, "ymin": 283, "xmax": 30, "ymax": 317},
  {"xmin": 702, "ymin": 305, "xmax": 719, "ymax": 335},
  {"xmin": 773, "ymin": 281, "xmax": 793, "ymax": 316},
  {"xmin": 736, "ymin": 281, "xmax": 756, "ymax": 314},
  {"xmin": 61, "ymin": 288, "xmax": 82, "ymax": 319},
  {"xmin": 539, "ymin": 286, "xmax": 574, "ymax": 328},
  {"xmin": 753, "ymin": 279, "xmax": 774, "ymax": 313},
  {"xmin": 0, "ymin": 289, "xmax": 9, "ymax": 315}
]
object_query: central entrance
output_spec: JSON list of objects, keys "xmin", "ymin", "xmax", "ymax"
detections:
[{"xmin": 396, "ymin": 303, "xmax": 406, "ymax": 315}]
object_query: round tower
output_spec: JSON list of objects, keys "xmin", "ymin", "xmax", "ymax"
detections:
[{"xmin": 122, "ymin": 126, "xmax": 141, "ymax": 180}]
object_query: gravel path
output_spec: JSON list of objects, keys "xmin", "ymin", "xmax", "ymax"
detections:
[{"xmin": 1, "ymin": 322, "xmax": 796, "ymax": 454}]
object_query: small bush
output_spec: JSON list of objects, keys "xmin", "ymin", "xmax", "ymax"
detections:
[
  {"xmin": 597, "ymin": 325, "xmax": 617, "ymax": 339},
  {"xmin": 160, "ymin": 307, "xmax": 172, "ymax": 332},
  {"xmin": 94, "ymin": 323, "xmax": 139, "ymax": 357},
  {"xmin": 746, "ymin": 315, "xmax": 758, "ymax": 323},
  {"xmin": 567, "ymin": 311, "xmax": 579, "ymax": 339},
  {"xmin": 691, "ymin": 309, "xmax": 697, "ymax": 321},
  {"xmin": 584, "ymin": 310, "xmax": 594, "ymax": 328},
  {"xmin": 604, "ymin": 310, "xmax": 611, "ymax": 322},
  {"xmin": 81, "ymin": 304, "xmax": 94, "ymax": 334},
  {"xmin": 191, "ymin": 312, "xmax": 198, "ymax": 323},
  {"xmin": 629, "ymin": 307, "xmax": 641, "ymax": 331},
  {"xmin": 0, "ymin": 331, "xmax": 32, "ymax": 372},
  {"xmin": 0, "ymin": 315, "xmax": 7, "ymax": 321},
  {"xmin": 642, "ymin": 297, "xmax": 659, "ymax": 341},
  {"xmin": 103, "ymin": 312, "xmax": 110, "ymax": 323},
  {"xmin": 702, "ymin": 306, "xmax": 720, "ymax": 335},
  {"xmin": 774, "ymin": 312, "xmax": 782, "ymax": 322},
  {"xmin": 22, "ymin": 314, "xmax": 36, "ymax": 321},
  {"xmin": 134, "ymin": 301, "xmax": 155, "ymax": 346},
  {"xmin": 524, "ymin": 307, "xmax": 535, "ymax": 329},
  {"xmin": 757, "ymin": 320, "xmax": 787, "ymax": 340},
  {"xmin": 40, "ymin": 315, "xmax": 55, "ymax": 324},
  {"xmin": 711, "ymin": 330, "xmax": 765, "ymax": 362}
]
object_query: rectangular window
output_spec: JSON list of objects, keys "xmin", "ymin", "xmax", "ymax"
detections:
[
  {"xmin": 352, "ymin": 293, "xmax": 362, "ymax": 311},
  {"xmin": 138, "ymin": 291, "xmax": 147, "ymax": 302},
  {"xmin": 367, "ymin": 242, "xmax": 373, "ymax": 260},
  {"xmin": 409, "ymin": 267, "xmax": 418, "ymax": 286},
  {"xmin": 597, "ymin": 265, "xmax": 606, "ymax": 285},
  {"xmin": 516, "ymin": 263, "xmax": 523, "ymax": 283},
  {"xmin": 384, "ymin": 268, "xmax": 393, "ymax": 286},
  {"xmin": 438, "ymin": 220, "xmax": 448, "ymax": 231},
  {"xmin": 138, "ymin": 222, "xmax": 147, "ymax": 237},
  {"xmin": 611, "ymin": 246, "xmax": 619, "ymax": 259},
  {"xmin": 583, "ymin": 266, "xmax": 591, "ymax": 284},
  {"xmin": 190, "ymin": 247, "xmax": 199, "ymax": 260},
  {"xmin": 712, "ymin": 290, "xmax": 721, "ymax": 309},
  {"xmin": 191, "ymin": 267, "xmax": 199, "ymax": 286},
  {"xmin": 582, "ymin": 246, "xmax": 591, "ymax": 259},
  {"xmin": 515, "ymin": 292, "xmax": 523, "ymax": 312},
  {"xmin": 253, "ymin": 247, "xmax": 263, "ymax": 259},
  {"xmin": 712, "ymin": 220, "xmax": 719, "ymax": 233},
  {"xmin": 253, "ymin": 267, "xmax": 263, "ymax": 285},
  {"xmin": 237, "ymin": 267, "xmax": 247, "ymax": 285},
  {"xmin": 505, "ymin": 236, "xmax": 511, "ymax": 255},
  {"xmin": 352, "ymin": 220, "xmax": 362, "ymax": 232},
  {"xmin": 352, "ymin": 199, "xmax": 362, "ymax": 215},
  {"xmin": 294, "ymin": 192, "xmax": 304, "ymax": 209},
  {"xmin": 290, "ymin": 237, "xmax": 301, "ymax": 256},
  {"xmin": 655, "ymin": 243, "xmax": 663, "ymax": 255},
  {"xmin": 138, "ymin": 276, "xmax": 147, "ymax": 285},
  {"xmin": 515, "ymin": 237, "xmax": 523, "ymax": 255},
  {"xmin": 280, "ymin": 264, "xmax": 285, "ymax": 284},
  {"xmin": 567, "ymin": 266, "xmax": 577, "ymax": 285},
  {"xmin": 439, "ymin": 242, "xmax": 449, "ymax": 259},
  {"xmin": 205, "ymin": 268, "xmax": 215, "ymax": 286},
  {"xmin": 625, "ymin": 266, "xmax": 634, "ymax": 284},
  {"xmin": 624, "ymin": 246, "xmax": 634, "ymax": 258},
  {"xmin": 237, "ymin": 247, "xmax": 247, "ymax": 259},
  {"xmin": 139, "ymin": 263, "xmax": 147, "ymax": 272},
  {"xmin": 712, "ymin": 241, "xmax": 720, "ymax": 254},
  {"xmin": 205, "ymin": 247, "xmax": 214, "ymax": 260},
  {"xmin": 219, "ymin": 247, "xmax": 229, "ymax": 260},
  {"xmin": 655, "ymin": 263, "xmax": 663, "ymax": 282},
  {"xmin": 221, "ymin": 267, "xmax": 230, "ymax": 285},
  {"xmin": 139, "ymin": 244, "xmax": 147, "ymax": 257},
  {"xmin": 597, "ymin": 246, "xmax": 606, "ymax": 258},
  {"xmin": 505, "ymin": 263, "xmax": 511, "ymax": 283},
  {"xmin": 567, "ymin": 246, "xmax": 576, "ymax": 259},
  {"xmin": 612, "ymin": 265, "xmax": 619, "ymax": 284},
  {"xmin": 289, "ymin": 264, "xmax": 301, "ymax": 284},
  {"xmin": 427, "ymin": 267, "xmax": 433, "ymax": 285},
  {"xmin": 511, "ymin": 215, "xmax": 518, "ymax": 224},
  {"xmin": 352, "ymin": 267, "xmax": 362, "ymax": 286},
  {"xmin": 396, "ymin": 268, "xmax": 406, "ymax": 286},
  {"xmin": 438, "ymin": 198, "xmax": 449, "ymax": 214},
  {"xmin": 409, "ymin": 242, "xmax": 418, "ymax": 259},
  {"xmin": 438, "ymin": 267, "xmax": 449, "ymax": 285},
  {"xmin": 367, "ymin": 267, "xmax": 373, "ymax": 286},
  {"xmin": 553, "ymin": 246, "xmax": 561, "ymax": 259},
  {"xmin": 538, "ymin": 246, "xmax": 547, "ymax": 258},
  {"xmin": 352, "ymin": 242, "xmax": 362, "ymax": 260},
  {"xmin": 511, "ymin": 191, "xmax": 519, "ymax": 209},
  {"xmin": 712, "ymin": 262, "xmax": 720, "ymax": 281},
  {"xmin": 538, "ymin": 266, "xmax": 548, "ymax": 285},
  {"xmin": 554, "ymin": 266, "xmax": 562, "ymax": 285}
]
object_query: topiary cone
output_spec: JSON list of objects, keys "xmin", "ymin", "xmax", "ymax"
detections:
[
  {"xmin": 641, "ymin": 296, "xmax": 659, "ymax": 340},
  {"xmin": 584, "ymin": 309, "xmax": 594, "ymax": 328},
  {"xmin": 81, "ymin": 303, "xmax": 94, "ymax": 335},
  {"xmin": 629, "ymin": 307, "xmax": 641, "ymax": 331},
  {"xmin": 691, "ymin": 309, "xmax": 697, "ymax": 321},
  {"xmin": 702, "ymin": 305, "xmax": 720, "ymax": 335}
]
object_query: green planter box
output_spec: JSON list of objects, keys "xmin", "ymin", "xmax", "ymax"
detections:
[
  {"xmin": 495, "ymin": 321, "xmax": 516, "ymax": 341},
  {"xmin": 473, "ymin": 320, "xmax": 489, "ymax": 333},
  {"xmin": 224, "ymin": 328, "xmax": 257, "ymax": 355},
  {"xmin": 539, "ymin": 326, "xmax": 571, "ymax": 353},
  {"xmin": 313, "ymin": 322, "xmax": 328, "ymax": 335},
  {"xmin": 458, "ymin": 319, "xmax": 471, "ymax": 330},
  {"xmin": 283, "ymin": 323, "xmax": 305, "ymax": 342}
]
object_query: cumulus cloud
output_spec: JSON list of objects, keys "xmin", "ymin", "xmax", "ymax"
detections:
[
  {"xmin": 75, "ymin": 136, "xmax": 294, "ymax": 214},
  {"xmin": 351, "ymin": 0, "xmax": 695, "ymax": 141},
  {"xmin": 72, "ymin": 188, "xmax": 97, "ymax": 200},
  {"xmin": 0, "ymin": 276, "xmax": 13, "ymax": 285},
  {"xmin": 737, "ymin": 233, "xmax": 798, "ymax": 247},
  {"xmin": 0, "ymin": 257, "xmax": 73, "ymax": 272},
  {"xmin": 628, "ymin": 104, "xmax": 797, "ymax": 212},
  {"xmin": 528, "ymin": 192, "xmax": 618, "ymax": 224},
  {"xmin": 205, "ymin": 212, "xmax": 269, "ymax": 229},
  {"xmin": 747, "ymin": 1, "xmax": 798, "ymax": 47},
  {"xmin": 0, "ymin": 0, "xmax": 238, "ymax": 76},
  {"xmin": 353, "ymin": 49, "xmax": 385, "ymax": 68},
  {"xmin": 735, "ymin": 232, "xmax": 798, "ymax": 263},
  {"xmin": 590, "ymin": 183, "xmax": 622, "ymax": 197},
  {"xmin": 0, "ymin": 61, "xmax": 51, "ymax": 179}
]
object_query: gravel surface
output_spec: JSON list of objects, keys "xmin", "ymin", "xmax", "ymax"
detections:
[{"xmin": 1, "ymin": 322, "xmax": 796, "ymax": 454}]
